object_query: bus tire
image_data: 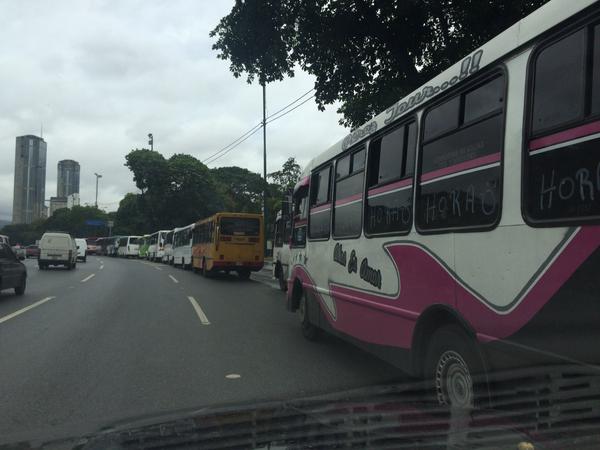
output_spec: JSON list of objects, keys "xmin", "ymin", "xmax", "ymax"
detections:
[
  {"xmin": 237, "ymin": 269, "xmax": 251, "ymax": 279},
  {"xmin": 424, "ymin": 324, "xmax": 484, "ymax": 409},
  {"xmin": 15, "ymin": 276, "xmax": 26, "ymax": 296},
  {"xmin": 278, "ymin": 268, "xmax": 287, "ymax": 291},
  {"xmin": 299, "ymin": 291, "xmax": 320, "ymax": 341},
  {"xmin": 202, "ymin": 259, "xmax": 212, "ymax": 278}
]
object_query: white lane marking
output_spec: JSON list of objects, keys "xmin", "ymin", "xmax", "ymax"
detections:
[
  {"xmin": 81, "ymin": 273, "xmax": 95, "ymax": 283},
  {"xmin": 154, "ymin": 266, "xmax": 163, "ymax": 271},
  {"xmin": 187, "ymin": 296, "xmax": 210, "ymax": 325},
  {"xmin": 0, "ymin": 297, "xmax": 56, "ymax": 325},
  {"xmin": 99, "ymin": 265, "xmax": 104, "ymax": 270},
  {"xmin": 225, "ymin": 374, "xmax": 241, "ymax": 379},
  {"xmin": 169, "ymin": 275, "xmax": 179, "ymax": 284}
]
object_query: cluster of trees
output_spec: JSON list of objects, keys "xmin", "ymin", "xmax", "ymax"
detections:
[
  {"xmin": 211, "ymin": 0, "xmax": 548, "ymax": 128},
  {"xmin": 0, "ymin": 206, "xmax": 112, "ymax": 245},
  {"xmin": 114, "ymin": 149, "xmax": 300, "ymax": 236},
  {"xmin": 0, "ymin": 150, "xmax": 301, "ymax": 244}
]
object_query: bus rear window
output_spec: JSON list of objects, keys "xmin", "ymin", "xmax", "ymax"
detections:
[{"xmin": 220, "ymin": 217, "xmax": 260, "ymax": 236}]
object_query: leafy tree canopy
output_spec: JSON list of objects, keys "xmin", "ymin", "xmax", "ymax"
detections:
[
  {"xmin": 211, "ymin": 166, "xmax": 266, "ymax": 213},
  {"xmin": 211, "ymin": 0, "xmax": 548, "ymax": 128},
  {"xmin": 269, "ymin": 157, "xmax": 301, "ymax": 191}
]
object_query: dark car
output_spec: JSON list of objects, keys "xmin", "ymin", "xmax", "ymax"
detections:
[
  {"xmin": 25, "ymin": 245, "xmax": 40, "ymax": 258},
  {"xmin": 0, "ymin": 243, "xmax": 26, "ymax": 296}
]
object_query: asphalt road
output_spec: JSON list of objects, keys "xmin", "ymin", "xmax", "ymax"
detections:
[{"xmin": 0, "ymin": 256, "xmax": 406, "ymax": 443}]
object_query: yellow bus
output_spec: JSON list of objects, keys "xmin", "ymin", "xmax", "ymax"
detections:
[{"xmin": 192, "ymin": 212, "xmax": 264, "ymax": 278}]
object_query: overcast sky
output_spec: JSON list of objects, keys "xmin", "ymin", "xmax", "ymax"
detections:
[{"xmin": 0, "ymin": 0, "xmax": 347, "ymax": 221}]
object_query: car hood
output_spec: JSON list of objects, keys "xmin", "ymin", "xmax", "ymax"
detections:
[{"xmin": 3, "ymin": 364, "xmax": 600, "ymax": 449}]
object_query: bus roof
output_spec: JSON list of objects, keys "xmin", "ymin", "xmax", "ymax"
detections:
[
  {"xmin": 302, "ymin": 0, "xmax": 597, "ymax": 176},
  {"xmin": 174, "ymin": 223, "xmax": 195, "ymax": 233},
  {"xmin": 195, "ymin": 212, "xmax": 263, "ymax": 226}
]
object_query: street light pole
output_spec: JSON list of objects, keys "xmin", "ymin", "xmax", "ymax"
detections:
[
  {"xmin": 262, "ymin": 83, "xmax": 268, "ymax": 255},
  {"xmin": 94, "ymin": 172, "xmax": 102, "ymax": 208}
]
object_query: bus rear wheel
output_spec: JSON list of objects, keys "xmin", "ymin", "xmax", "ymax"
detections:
[
  {"xmin": 425, "ymin": 325, "xmax": 484, "ymax": 409},
  {"xmin": 237, "ymin": 269, "xmax": 251, "ymax": 279},
  {"xmin": 202, "ymin": 259, "xmax": 212, "ymax": 278},
  {"xmin": 299, "ymin": 292, "xmax": 320, "ymax": 341}
]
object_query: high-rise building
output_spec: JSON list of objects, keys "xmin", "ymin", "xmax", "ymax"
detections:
[
  {"xmin": 57, "ymin": 159, "xmax": 80, "ymax": 198},
  {"xmin": 49, "ymin": 196, "xmax": 68, "ymax": 216},
  {"xmin": 12, "ymin": 135, "xmax": 47, "ymax": 224}
]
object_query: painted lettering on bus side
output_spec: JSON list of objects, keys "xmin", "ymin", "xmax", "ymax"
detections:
[
  {"xmin": 333, "ymin": 242, "xmax": 347, "ymax": 267},
  {"xmin": 348, "ymin": 250, "xmax": 358, "ymax": 274},
  {"xmin": 538, "ymin": 165, "xmax": 600, "ymax": 211},
  {"xmin": 342, "ymin": 121, "xmax": 378, "ymax": 150},
  {"xmin": 384, "ymin": 50, "xmax": 484, "ymax": 126},
  {"xmin": 360, "ymin": 258, "xmax": 382, "ymax": 289}
]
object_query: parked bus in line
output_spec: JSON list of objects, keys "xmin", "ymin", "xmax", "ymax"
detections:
[
  {"xmin": 138, "ymin": 235, "xmax": 150, "ymax": 259},
  {"xmin": 272, "ymin": 209, "xmax": 292, "ymax": 291},
  {"xmin": 0, "ymin": 234, "xmax": 9, "ymax": 245},
  {"xmin": 287, "ymin": 0, "xmax": 600, "ymax": 408},
  {"xmin": 162, "ymin": 230, "xmax": 174, "ymax": 264},
  {"xmin": 173, "ymin": 224, "xmax": 194, "ymax": 268},
  {"xmin": 147, "ymin": 230, "xmax": 170, "ymax": 262},
  {"xmin": 192, "ymin": 212, "xmax": 264, "ymax": 279},
  {"xmin": 117, "ymin": 236, "xmax": 141, "ymax": 258}
]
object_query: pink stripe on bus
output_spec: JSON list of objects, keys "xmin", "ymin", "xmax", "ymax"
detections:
[
  {"xmin": 335, "ymin": 193, "xmax": 363, "ymax": 207},
  {"xmin": 368, "ymin": 178, "xmax": 413, "ymax": 197},
  {"xmin": 420, "ymin": 152, "xmax": 501, "ymax": 183},
  {"xmin": 310, "ymin": 203, "xmax": 331, "ymax": 214},
  {"xmin": 529, "ymin": 120, "xmax": 600, "ymax": 151}
]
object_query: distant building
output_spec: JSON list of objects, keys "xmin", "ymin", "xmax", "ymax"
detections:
[
  {"xmin": 42, "ymin": 205, "xmax": 49, "ymax": 218},
  {"xmin": 49, "ymin": 196, "xmax": 67, "ymax": 216},
  {"xmin": 57, "ymin": 159, "xmax": 80, "ymax": 198},
  {"xmin": 67, "ymin": 193, "xmax": 80, "ymax": 209},
  {"xmin": 12, "ymin": 135, "xmax": 47, "ymax": 224}
]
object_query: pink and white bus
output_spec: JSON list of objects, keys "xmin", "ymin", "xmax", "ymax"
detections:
[{"xmin": 287, "ymin": 0, "xmax": 600, "ymax": 407}]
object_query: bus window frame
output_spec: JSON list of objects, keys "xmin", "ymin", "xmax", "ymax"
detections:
[
  {"xmin": 307, "ymin": 163, "xmax": 333, "ymax": 242},
  {"xmin": 332, "ymin": 145, "xmax": 366, "ymax": 241},
  {"xmin": 522, "ymin": 14, "xmax": 600, "ymax": 227},
  {"xmin": 415, "ymin": 67, "xmax": 508, "ymax": 235},
  {"xmin": 364, "ymin": 116, "xmax": 418, "ymax": 239}
]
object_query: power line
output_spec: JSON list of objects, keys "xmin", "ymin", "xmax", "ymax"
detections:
[
  {"xmin": 204, "ymin": 125, "xmax": 264, "ymax": 166},
  {"xmin": 202, "ymin": 122, "xmax": 263, "ymax": 164},
  {"xmin": 267, "ymin": 95, "xmax": 316, "ymax": 124},
  {"xmin": 204, "ymin": 88, "xmax": 316, "ymax": 166},
  {"xmin": 265, "ymin": 88, "xmax": 314, "ymax": 120}
]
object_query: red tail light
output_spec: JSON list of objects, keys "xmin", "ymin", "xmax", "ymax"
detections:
[{"xmin": 220, "ymin": 236, "xmax": 232, "ymax": 241}]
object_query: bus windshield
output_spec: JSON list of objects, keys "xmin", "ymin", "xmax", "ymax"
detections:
[{"xmin": 220, "ymin": 217, "xmax": 260, "ymax": 236}]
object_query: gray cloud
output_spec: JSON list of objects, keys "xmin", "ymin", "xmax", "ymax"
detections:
[{"xmin": 0, "ymin": 0, "xmax": 347, "ymax": 221}]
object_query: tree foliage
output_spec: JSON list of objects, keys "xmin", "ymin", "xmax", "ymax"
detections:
[
  {"xmin": 211, "ymin": 166, "xmax": 266, "ymax": 213},
  {"xmin": 269, "ymin": 157, "xmax": 301, "ymax": 191},
  {"xmin": 211, "ymin": 0, "xmax": 548, "ymax": 128}
]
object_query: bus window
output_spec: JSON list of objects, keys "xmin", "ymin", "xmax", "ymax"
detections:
[
  {"xmin": 525, "ymin": 24, "xmax": 600, "ymax": 224},
  {"xmin": 417, "ymin": 73, "xmax": 505, "ymax": 232},
  {"xmin": 366, "ymin": 120, "xmax": 417, "ymax": 235},
  {"xmin": 531, "ymin": 29, "xmax": 586, "ymax": 134},
  {"xmin": 292, "ymin": 188, "xmax": 308, "ymax": 247},
  {"xmin": 333, "ymin": 147, "xmax": 365, "ymax": 238},
  {"xmin": 220, "ymin": 217, "xmax": 260, "ymax": 236},
  {"xmin": 309, "ymin": 165, "xmax": 331, "ymax": 239}
]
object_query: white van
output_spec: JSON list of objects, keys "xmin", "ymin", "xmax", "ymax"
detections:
[
  {"xmin": 39, "ymin": 232, "xmax": 77, "ymax": 270},
  {"xmin": 117, "ymin": 236, "xmax": 141, "ymax": 258},
  {"xmin": 75, "ymin": 238, "xmax": 87, "ymax": 262}
]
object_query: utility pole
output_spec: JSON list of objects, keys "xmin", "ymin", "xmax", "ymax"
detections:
[
  {"xmin": 148, "ymin": 133, "xmax": 153, "ymax": 151},
  {"xmin": 94, "ymin": 172, "xmax": 102, "ymax": 208},
  {"xmin": 262, "ymin": 83, "xmax": 268, "ymax": 253}
]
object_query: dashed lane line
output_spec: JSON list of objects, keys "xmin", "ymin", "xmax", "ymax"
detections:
[
  {"xmin": 187, "ymin": 296, "xmax": 210, "ymax": 325},
  {"xmin": 81, "ymin": 273, "xmax": 96, "ymax": 283},
  {"xmin": 0, "ymin": 297, "xmax": 56, "ymax": 325},
  {"xmin": 169, "ymin": 275, "xmax": 179, "ymax": 284}
]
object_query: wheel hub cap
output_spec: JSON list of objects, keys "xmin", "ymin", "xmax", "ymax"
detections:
[{"xmin": 435, "ymin": 350, "xmax": 474, "ymax": 408}]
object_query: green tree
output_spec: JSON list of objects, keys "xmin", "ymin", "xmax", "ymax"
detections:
[
  {"xmin": 269, "ymin": 157, "xmax": 301, "ymax": 191},
  {"xmin": 211, "ymin": 166, "xmax": 265, "ymax": 213},
  {"xmin": 166, "ymin": 154, "xmax": 223, "ymax": 227},
  {"xmin": 114, "ymin": 193, "xmax": 148, "ymax": 235},
  {"xmin": 211, "ymin": 0, "xmax": 548, "ymax": 128}
]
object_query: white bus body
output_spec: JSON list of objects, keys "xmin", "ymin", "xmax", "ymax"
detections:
[
  {"xmin": 287, "ymin": 0, "xmax": 600, "ymax": 406},
  {"xmin": 162, "ymin": 230, "xmax": 174, "ymax": 263},
  {"xmin": 0, "ymin": 235, "xmax": 9, "ymax": 245},
  {"xmin": 147, "ymin": 230, "xmax": 170, "ymax": 261},
  {"xmin": 173, "ymin": 224, "xmax": 195, "ymax": 268},
  {"xmin": 118, "ymin": 236, "xmax": 141, "ymax": 257}
]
